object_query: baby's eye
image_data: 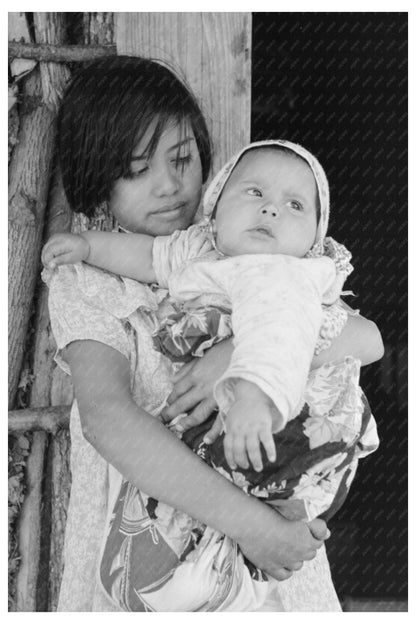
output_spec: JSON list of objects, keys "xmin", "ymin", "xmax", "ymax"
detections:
[
  {"xmin": 289, "ymin": 200, "xmax": 303, "ymax": 211},
  {"xmin": 247, "ymin": 188, "xmax": 262, "ymax": 197}
]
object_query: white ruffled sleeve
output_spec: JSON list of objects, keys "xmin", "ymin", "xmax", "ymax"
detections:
[
  {"xmin": 152, "ymin": 223, "xmax": 213, "ymax": 288},
  {"xmin": 42, "ymin": 263, "xmax": 158, "ymax": 375},
  {"xmin": 212, "ymin": 255, "xmax": 337, "ymax": 428}
]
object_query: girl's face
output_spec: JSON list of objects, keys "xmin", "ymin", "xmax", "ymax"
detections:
[
  {"xmin": 109, "ymin": 121, "xmax": 203, "ymax": 235},
  {"xmin": 214, "ymin": 149, "xmax": 318, "ymax": 258}
]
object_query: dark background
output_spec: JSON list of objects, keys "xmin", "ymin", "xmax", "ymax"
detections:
[{"xmin": 252, "ymin": 12, "xmax": 407, "ymax": 602}]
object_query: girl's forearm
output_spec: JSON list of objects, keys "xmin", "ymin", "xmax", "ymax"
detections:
[
  {"xmin": 65, "ymin": 340, "xmax": 328, "ymax": 575},
  {"xmin": 82, "ymin": 392, "xmax": 269, "ymax": 542},
  {"xmin": 66, "ymin": 339, "xmax": 264, "ymax": 543},
  {"xmin": 82, "ymin": 231, "xmax": 156, "ymax": 282},
  {"xmin": 311, "ymin": 313, "xmax": 384, "ymax": 368}
]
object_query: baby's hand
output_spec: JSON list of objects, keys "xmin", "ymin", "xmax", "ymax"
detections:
[
  {"xmin": 41, "ymin": 233, "xmax": 90, "ymax": 269},
  {"xmin": 223, "ymin": 398, "xmax": 277, "ymax": 473}
]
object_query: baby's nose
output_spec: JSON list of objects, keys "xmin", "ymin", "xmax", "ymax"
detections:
[{"xmin": 261, "ymin": 204, "xmax": 279, "ymax": 218}]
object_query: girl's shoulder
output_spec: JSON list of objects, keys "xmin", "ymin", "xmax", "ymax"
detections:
[{"xmin": 42, "ymin": 262, "xmax": 161, "ymax": 319}]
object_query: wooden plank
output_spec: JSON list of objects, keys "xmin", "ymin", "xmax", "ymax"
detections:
[
  {"xmin": 14, "ymin": 432, "xmax": 48, "ymax": 611},
  {"xmin": 47, "ymin": 430, "xmax": 71, "ymax": 612},
  {"xmin": 29, "ymin": 166, "xmax": 74, "ymax": 411},
  {"xmin": 46, "ymin": 15, "xmax": 116, "ymax": 611},
  {"xmin": 9, "ymin": 12, "xmax": 72, "ymax": 612},
  {"xmin": 115, "ymin": 12, "xmax": 251, "ymax": 176},
  {"xmin": 8, "ymin": 13, "xmax": 70, "ymax": 409},
  {"xmin": 9, "ymin": 406, "xmax": 70, "ymax": 434},
  {"xmin": 8, "ymin": 41, "xmax": 117, "ymax": 63}
]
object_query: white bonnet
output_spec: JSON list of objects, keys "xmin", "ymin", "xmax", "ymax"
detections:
[{"xmin": 203, "ymin": 139, "xmax": 330, "ymax": 252}]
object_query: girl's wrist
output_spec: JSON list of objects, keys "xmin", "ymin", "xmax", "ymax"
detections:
[{"xmin": 79, "ymin": 233, "xmax": 92, "ymax": 262}]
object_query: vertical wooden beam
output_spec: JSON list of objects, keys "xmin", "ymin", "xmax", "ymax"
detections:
[
  {"xmin": 9, "ymin": 11, "xmax": 71, "ymax": 612},
  {"xmin": 47, "ymin": 430, "xmax": 71, "ymax": 612},
  {"xmin": 115, "ymin": 12, "xmax": 252, "ymax": 177},
  {"xmin": 43, "ymin": 14, "xmax": 116, "ymax": 611},
  {"xmin": 14, "ymin": 432, "xmax": 48, "ymax": 611},
  {"xmin": 8, "ymin": 13, "xmax": 70, "ymax": 409}
]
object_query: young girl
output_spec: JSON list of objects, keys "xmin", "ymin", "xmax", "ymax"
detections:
[{"xmin": 43, "ymin": 139, "xmax": 380, "ymax": 611}]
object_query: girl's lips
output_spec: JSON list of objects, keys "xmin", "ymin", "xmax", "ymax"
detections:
[{"xmin": 154, "ymin": 201, "xmax": 186, "ymax": 215}]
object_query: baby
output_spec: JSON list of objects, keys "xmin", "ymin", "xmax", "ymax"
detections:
[{"xmin": 42, "ymin": 140, "xmax": 379, "ymax": 610}]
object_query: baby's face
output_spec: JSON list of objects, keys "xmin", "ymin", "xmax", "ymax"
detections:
[{"xmin": 214, "ymin": 149, "xmax": 318, "ymax": 258}]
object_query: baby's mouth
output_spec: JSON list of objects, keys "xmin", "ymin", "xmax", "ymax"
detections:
[{"xmin": 249, "ymin": 225, "xmax": 274, "ymax": 238}]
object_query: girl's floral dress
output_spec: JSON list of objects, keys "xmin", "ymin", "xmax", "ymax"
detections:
[{"xmin": 97, "ymin": 226, "xmax": 379, "ymax": 611}]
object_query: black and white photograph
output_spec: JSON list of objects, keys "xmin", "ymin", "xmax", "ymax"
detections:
[{"xmin": 8, "ymin": 9, "xmax": 408, "ymax": 614}]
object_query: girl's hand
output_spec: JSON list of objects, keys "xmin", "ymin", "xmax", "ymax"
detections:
[
  {"xmin": 41, "ymin": 232, "xmax": 90, "ymax": 269},
  {"xmin": 237, "ymin": 509, "xmax": 329, "ymax": 581},
  {"xmin": 161, "ymin": 339, "xmax": 233, "ymax": 429}
]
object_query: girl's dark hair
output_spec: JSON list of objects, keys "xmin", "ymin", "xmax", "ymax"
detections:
[{"xmin": 58, "ymin": 56, "xmax": 212, "ymax": 217}]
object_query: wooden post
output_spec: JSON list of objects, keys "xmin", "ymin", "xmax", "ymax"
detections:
[
  {"xmin": 14, "ymin": 432, "xmax": 48, "ymax": 611},
  {"xmin": 115, "ymin": 12, "xmax": 252, "ymax": 178},
  {"xmin": 9, "ymin": 11, "xmax": 72, "ymax": 612},
  {"xmin": 8, "ymin": 13, "xmax": 70, "ymax": 409},
  {"xmin": 40, "ymin": 14, "xmax": 115, "ymax": 611}
]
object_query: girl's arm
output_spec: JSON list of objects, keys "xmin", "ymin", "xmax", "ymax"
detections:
[
  {"xmin": 163, "ymin": 312, "xmax": 384, "ymax": 427},
  {"xmin": 312, "ymin": 312, "xmax": 384, "ymax": 368},
  {"xmin": 42, "ymin": 231, "xmax": 156, "ymax": 282},
  {"xmin": 65, "ymin": 338, "xmax": 328, "ymax": 579}
]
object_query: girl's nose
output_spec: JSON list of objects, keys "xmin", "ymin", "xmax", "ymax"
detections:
[{"xmin": 154, "ymin": 166, "xmax": 181, "ymax": 196}]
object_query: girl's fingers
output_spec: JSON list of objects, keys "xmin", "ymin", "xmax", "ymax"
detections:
[
  {"xmin": 163, "ymin": 387, "xmax": 201, "ymax": 418},
  {"xmin": 177, "ymin": 398, "xmax": 217, "ymax": 431},
  {"xmin": 166, "ymin": 375, "xmax": 194, "ymax": 405},
  {"xmin": 291, "ymin": 560, "xmax": 304, "ymax": 571},
  {"xmin": 272, "ymin": 568, "xmax": 293, "ymax": 581},
  {"xmin": 307, "ymin": 518, "xmax": 330, "ymax": 542},
  {"xmin": 259, "ymin": 428, "xmax": 277, "ymax": 463},
  {"xmin": 246, "ymin": 435, "xmax": 263, "ymax": 472},
  {"xmin": 171, "ymin": 360, "xmax": 196, "ymax": 383},
  {"xmin": 203, "ymin": 412, "xmax": 223, "ymax": 444},
  {"xmin": 166, "ymin": 377, "xmax": 194, "ymax": 407}
]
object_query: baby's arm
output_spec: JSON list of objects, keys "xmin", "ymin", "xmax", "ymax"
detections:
[
  {"xmin": 223, "ymin": 379, "xmax": 282, "ymax": 472},
  {"xmin": 42, "ymin": 231, "xmax": 156, "ymax": 282},
  {"xmin": 213, "ymin": 257, "xmax": 332, "ymax": 430}
]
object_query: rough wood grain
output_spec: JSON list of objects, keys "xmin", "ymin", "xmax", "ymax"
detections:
[
  {"xmin": 8, "ymin": 13, "xmax": 69, "ymax": 409},
  {"xmin": 14, "ymin": 432, "xmax": 47, "ymax": 611},
  {"xmin": 47, "ymin": 430, "xmax": 71, "ymax": 612},
  {"xmin": 47, "ymin": 14, "xmax": 116, "ymax": 611},
  {"xmin": 8, "ymin": 41, "xmax": 117, "ymax": 63},
  {"xmin": 115, "ymin": 12, "xmax": 252, "ymax": 177},
  {"xmin": 29, "ymin": 165, "xmax": 74, "ymax": 411},
  {"xmin": 10, "ymin": 12, "xmax": 72, "ymax": 612},
  {"xmin": 9, "ymin": 406, "xmax": 70, "ymax": 434}
]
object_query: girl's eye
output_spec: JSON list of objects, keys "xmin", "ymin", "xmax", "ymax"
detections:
[
  {"xmin": 126, "ymin": 163, "xmax": 149, "ymax": 179},
  {"xmin": 247, "ymin": 188, "xmax": 262, "ymax": 197},
  {"xmin": 289, "ymin": 200, "xmax": 303, "ymax": 211},
  {"xmin": 172, "ymin": 153, "xmax": 192, "ymax": 171}
]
